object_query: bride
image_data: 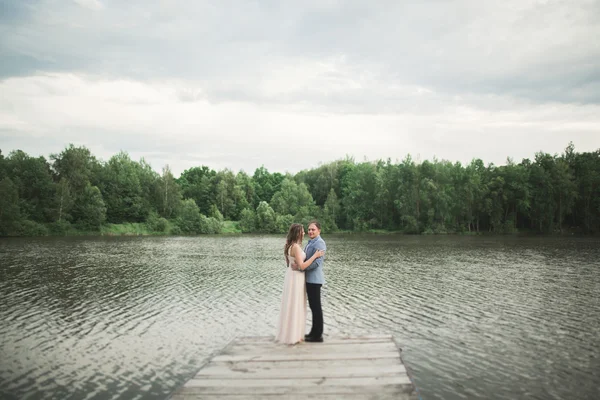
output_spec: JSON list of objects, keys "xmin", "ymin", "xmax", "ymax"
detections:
[{"xmin": 275, "ymin": 223, "xmax": 325, "ymax": 345}]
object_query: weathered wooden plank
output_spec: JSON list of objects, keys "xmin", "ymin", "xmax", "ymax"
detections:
[
  {"xmin": 196, "ymin": 363, "xmax": 406, "ymax": 379},
  {"xmin": 212, "ymin": 351, "xmax": 401, "ymax": 363},
  {"xmin": 184, "ymin": 376, "xmax": 412, "ymax": 388},
  {"xmin": 223, "ymin": 342, "xmax": 398, "ymax": 355},
  {"xmin": 209, "ymin": 356, "xmax": 402, "ymax": 368},
  {"xmin": 197, "ymin": 357, "xmax": 403, "ymax": 377},
  {"xmin": 171, "ymin": 392, "xmax": 414, "ymax": 400},
  {"xmin": 235, "ymin": 335, "xmax": 393, "ymax": 345},
  {"xmin": 230, "ymin": 339, "xmax": 395, "ymax": 348},
  {"xmin": 176, "ymin": 383, "xmax": 417, "ymax": 396},
  {"xmin": 232, "ymin": 338, "xmax": 395, "ymax": 346},
  {"xmin": 168, "ymin": 336, "xmax": 418, "ymax": 400},
  {"xmin": 227, "ymin": 340, "xmax": 397, "ymax": 350}
]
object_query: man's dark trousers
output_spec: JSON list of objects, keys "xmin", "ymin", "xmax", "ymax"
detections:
[{"xmin": 306, "ymin": 282, "xmax": 323, "ymax": 338}]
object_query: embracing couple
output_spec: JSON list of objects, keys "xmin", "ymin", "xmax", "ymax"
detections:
[{"xmin": 275, "ymin": 220, "xmax": 326, "ymax": 345}]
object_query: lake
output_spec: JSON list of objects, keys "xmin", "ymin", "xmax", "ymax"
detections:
[{"xmin": 1, "ymin": 235, "xmax": 599, "ymax": 399}]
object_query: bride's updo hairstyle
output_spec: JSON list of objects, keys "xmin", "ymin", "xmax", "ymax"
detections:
[{"xmin": 284, "ymin": 223, "xmax": 304, "ymax": 267}]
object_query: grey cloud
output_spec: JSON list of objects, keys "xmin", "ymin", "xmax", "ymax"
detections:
[
  {"xmin": 0, "ymin": 0, "xmax": 39, "ymax": 23},
  {"xmin": 2, "ymin": 0, "xmax": 599, "ymax": 106},
  {"xmin": 2, "ymin": 0, "xmax": 599, "ymax": 177}
]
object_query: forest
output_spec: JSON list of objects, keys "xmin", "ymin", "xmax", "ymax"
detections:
[{"xmin": 0, "ymin": 143, "xmax": 599, "ymax": 236}]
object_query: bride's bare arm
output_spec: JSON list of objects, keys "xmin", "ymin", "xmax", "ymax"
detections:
[{"xmin": 292, "ymin": 244, "xmax": 325, "ymax": 271}]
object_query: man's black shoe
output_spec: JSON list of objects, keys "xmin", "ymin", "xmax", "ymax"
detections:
[
  {"xmin": 304, "ymin": 334, "xmax": 313, "ymax": 340},
  {"xmin": 305, "ymin": 336, "xmax": 323, "ymax": 343}
]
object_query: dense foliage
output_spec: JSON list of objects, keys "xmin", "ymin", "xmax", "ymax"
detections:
[{"xmin": 1, "ymin": 143, "xmax": 598, "ymax": 236}]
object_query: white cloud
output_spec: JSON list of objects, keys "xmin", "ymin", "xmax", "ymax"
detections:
[
  {"xmin": 1, "ymin": 73, "xmax": 598, "ymax": 175},
  {"xmin": 73, "ymin": 0, "xmax": 104, "ymax": 11},
  {"xmin": 0, "ymin": 1, "xmax": 599, "ymax": 174}
]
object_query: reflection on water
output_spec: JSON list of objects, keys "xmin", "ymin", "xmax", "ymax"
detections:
[{"xmin": 1, "ymin": 235, "xmax": 599, "ymax": 399}]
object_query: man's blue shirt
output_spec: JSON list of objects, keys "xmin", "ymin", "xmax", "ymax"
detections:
[{"xmin": 303, "ymin": 235, "xmax": 326, "ymax": 284}]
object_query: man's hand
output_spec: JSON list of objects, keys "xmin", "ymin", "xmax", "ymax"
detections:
[{"xmin": 290, "ymin": 263, "xmax": 300, "ymax": 271}]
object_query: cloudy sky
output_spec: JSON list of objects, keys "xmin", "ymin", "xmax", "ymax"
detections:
[{"xmin": 1, "ymin": 0, "xmax": 599, "ymax": 175}]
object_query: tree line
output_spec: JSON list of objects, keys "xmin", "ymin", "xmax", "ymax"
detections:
[{"xmin": 0, "ymin": 143, "xmax": 599, "ymax": 236}]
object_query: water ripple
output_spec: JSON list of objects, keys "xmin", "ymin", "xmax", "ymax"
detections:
[{"xmin": 1, "ymin": 235, "xmax": 599, "ymax": 400}]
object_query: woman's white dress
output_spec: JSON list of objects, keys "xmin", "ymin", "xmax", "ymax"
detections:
[{"xmin": 275, "ymin": 248, "xmax": 307, "ymax": 345}]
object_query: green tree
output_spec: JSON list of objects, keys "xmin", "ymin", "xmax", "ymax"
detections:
[
  {"xmin": 395, "ymin": 155, "xmax": 421, "ymax": 233},
  {"xmin": 553, "ymin": 158, "xmax": 577, "ymax": 232},
  {"xmin": 341, "ymin": 162, "xmax": 378, "ymax": 230},
  {"xmin": 99, "ymin": 151, "xmax": 147, "ymax": 223},
  {"xmin": 54, "ymin": 178, "xmax": 74, "ymax": 223},
  {"xmin": 215, "ymin": 170, "xmax": 238, "ymax": 219},
  {"xmin": 177, "ymin": 166, "xmax": 217, "ymax": 215},
  {"xmin": 572, "ymin": 150, "xmax": 600, "ymax": 232},
  {"xmin": 276, "ymin": 214, "xmax": 294, "ymax": 233},
  {"xmin": 529, "ymin": 153, "xmax": 557, "ymax": 232},
  {"xmin": 322, "ymin": 188, "xmax": 340, "ymax": 231},
  {"xmin": 177, "ymin": 198, "xmax": 203, "ymax": 234},
  {"xmin": 50, "ymin": 144, "xmax": 102, "ymax": 227},
  {"xmin": 201, "ymin": 215, "xmax": 223, "ymax": 234},
  {"xmin": 253, "ymin": 166, "xmax": 284, "ymax": 204},
  {"xmin": 5, "ymin": 150, "xmax": 55, "ymax": 222},
  {"xmin": 75, "ymin": 184, "xmax": 106, "ymax": 230},
  {"xmin": 236, "ymin": 171, "xmax": 258, "ymax": 209},
  {"xmin": 210, "ymin": 204, "xmax": 224, "ymax": 222},
  {"xmin": 0, "ymin": 177, "xmax": 21, "ymax": 235},
  {"xmin": 137, "ymin": 158, "xmax": 161, "ymax": 215},
  {"xmin": 156, "ymin": 165, "xmax": 182, "ymax": 219},
  {"xmin": 239, "ymin": 208, "xmax": 257, "ymax": 233},
  {"xmin": 256, "ymin": 201, "xmax": 277, "ymax": 233},
  {"xmin": 51, "ymin": 144, "xmax": 100, "ymax": 193},
  {"xmin": 146, "ymin": 211, "xmax": 168, "ymax": 232},
  {"xmin": 0, "ymin": 150, "xmax": 5, "ymax": 179},
  {"xmin": 498, "ymin": 159, "xmax": 530, "ymax": 232},
  {"xmin": 270, "ymin": 178, "xmax": 315, "ymax": 218},
  {"xmin": 295, "ymin": 161, "xmax": 342, "ymax": 206}
]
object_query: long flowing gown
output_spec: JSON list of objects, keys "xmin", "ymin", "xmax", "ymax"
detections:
[{"xmin": 275, "ymin": 247, "xmax": 307, "ymax": 345}]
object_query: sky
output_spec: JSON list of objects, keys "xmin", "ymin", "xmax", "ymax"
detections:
[{"xmin": 1, "ymin": 0, "xmax": 599, "ymax": 176}]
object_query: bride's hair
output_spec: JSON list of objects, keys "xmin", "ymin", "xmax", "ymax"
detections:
[{"xmin": 284, "ymin": 223, "xmax": 304, "ymax": 267}]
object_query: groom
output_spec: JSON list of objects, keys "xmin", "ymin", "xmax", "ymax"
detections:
[{"xmin": 301, "ymin": 220, "xmax": 326, "ymax": 342}]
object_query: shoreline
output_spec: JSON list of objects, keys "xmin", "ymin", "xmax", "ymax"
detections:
[{"xmin": 1, "ymin": 225, "xmax": 594, "ymax": 238}]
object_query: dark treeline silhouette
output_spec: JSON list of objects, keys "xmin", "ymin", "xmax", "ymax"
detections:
[{"xmin": 1, "ymin": 143, "xmax": 599, "ymax": 236}]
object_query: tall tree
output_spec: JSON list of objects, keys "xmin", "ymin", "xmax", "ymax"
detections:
[
  {"xmin": 553, "ymin": 158, "xmax": 577, "ymax": 232},
  {"xmin": 214, "ymin": 169, "xmax": 243, "ymax": 219},
  {"xmin": 157, "ymin": 165, "xmax": 182, "ymax": 219},
  {"xmin": 54, "ymin": 178, "xmax": 74, "ymax": 223},
  {"xmin": 0, "ymin": 177, "xmax": 21, "ymax": 235},
  {"xmin": 0, "ymin": 150, "xmax": 6, "ymax": 180},
  {"xmin": 5, "ymin": 150, "xmax": 55, "ymax": 222},
  {"xmin": 99, "ymin": 151, "xmax": 147, "ymax": 223},
  {"xmin": 177, "ymin": 198, "xmax": 203, "ymax": 234},
  {"xmin": 50, "ymin": 144, "xmax": 100, "ymax": 193},
  {"xmin": 395, "ymin": 155, "xmax": 421, "ymax": 233},
  {"xmin": 572, "ymin": 150, "xmax": 600, "ymax": 232},
  {"xmin": 253, "ymin": 166, "xmax": 284, "ymax": 204},
  {"xmin": 177, "ymin": 166, "xmax": 216, "ymax": 214},
  {"xmin": 235, "ymin": 171, "xmax": 256, "ymax": 212},
  {"xmin": 256, "ymin": 201, "xmax": 277, "ymax": 233},
  {"xmin": 75, "ymin": 184, "xmax": 107, "ymax": 230},
  {"xmin": 270, "ymin": 178, "xmax": 315, "ymax": 218},
  {"xmin": 322, "ymin": 188, "xmax": 340, "ymax": 231},
  {"xmin": 342, "ymin": 162, "xmax": 378, "ymax": 230},
  {"xmin": 50, "ymin": 144, "xmax": 102, "ymax": 226}
]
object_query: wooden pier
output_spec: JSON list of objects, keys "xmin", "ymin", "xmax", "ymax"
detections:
[{"xmin": 168, "ymin": 335, "xmax": 419, "ymax": 399}]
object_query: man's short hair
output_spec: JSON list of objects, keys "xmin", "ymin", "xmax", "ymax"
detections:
[{"xmin": 308, "ymin": 220, "xmax": 321, "ymax": 230}]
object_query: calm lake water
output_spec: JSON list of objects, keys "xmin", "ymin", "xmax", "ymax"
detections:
[{"xmin": 1, "ymin": 235, "xmax": 599, "ymax": 400}]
